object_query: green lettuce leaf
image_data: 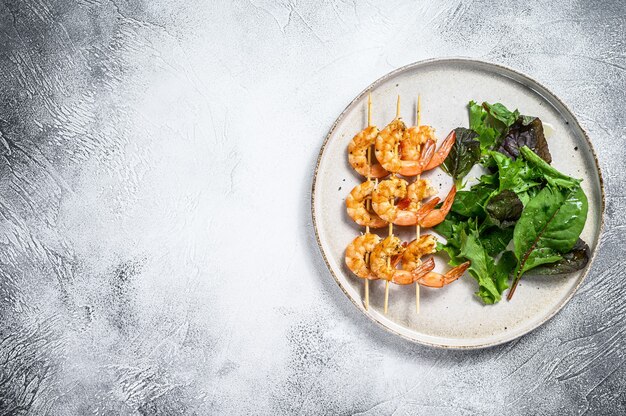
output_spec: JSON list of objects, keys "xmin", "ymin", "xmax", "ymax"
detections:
[
  {"xmin": 435, "ymin": 215, "xmax": 468, "ymax": 267},
  {"xmin": 480, "ymin": 227, "xmax": 515, "ymax": 256},
  {"xmin": 469, "ymin": 101, "xmax": 519, "ymax": 150},
  {"xmin": 469, "ymin": 101, "xmax": 499, "ymax": 149},
  {"xmin": 451, "ymin": 185, "xmax": 493, "ymax": 218},
  {"xmin": 459, "ymin": 227, "xmax": 514, "ymax": 304},
  {"xmin": 489, "ymin": 151, "xmax": 541, "ymax": 194},
  {"xmin": 434, "ymin": 212, "xmax": 467, "ymax": 247}
]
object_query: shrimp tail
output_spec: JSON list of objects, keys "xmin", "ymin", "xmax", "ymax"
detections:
[
  {"xmin": 419, "ymin": 139, "xmax": 436, "ymax": 168},
  {"xmin": 416, "ymin": 197, "xmax": 440, "ymax": 221},
  {"xmin": 411, "ymin": 257, "xmax": 435, "ymax": 280},
  {"xmin": 443, "ymin": 261, "xmax": 471, "ymax": 284},
  {"xmin": 440, "ymin": 184, "xmax": 457, "ymax": 212},
  {"xmin": 391, "ymin": 254, "xmax": 432, "ymax": 285},
  {"xmin": 418, "ymin": 185, "xmax": 457, "ymax": 228},
  {"xmin": 424, "ymin": 130, "xmax": 456, "ymax": 171},
  {"xmin": 415, "ymin": 260, "xmax": 470, "ymax": 288},
  {"xmin": 398, "ymin": 141, "xmax": 435, "ymax": 176}
]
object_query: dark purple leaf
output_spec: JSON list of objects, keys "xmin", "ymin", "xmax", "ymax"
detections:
[{"xmin": 497, "ymin": 117, "xmax": 552, "ymax": 164}]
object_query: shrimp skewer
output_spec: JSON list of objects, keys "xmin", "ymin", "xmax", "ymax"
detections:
[
  {"xmin": 364, "ymin": 93, "xmax": 374, "ymax": 308},
  {"xmin": 413, "ymin": 95, "xmax": 423, "ymax": 312},
  {"xmin": 345, "ymin": 93, "xmax": 381, "ymax": 310},
  {"xmin": 384, "ymin": 96, "xmax": 401, "ymax": 313}
]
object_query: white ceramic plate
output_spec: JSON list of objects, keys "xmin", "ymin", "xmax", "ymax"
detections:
[{"xmin": 312, "ymin": 58, "xmax": 604, "ymax": 349}]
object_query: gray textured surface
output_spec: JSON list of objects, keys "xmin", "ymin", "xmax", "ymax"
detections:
[{"xmin": 0, "ymin": 0, "xmax": 624, "ymax": 414}]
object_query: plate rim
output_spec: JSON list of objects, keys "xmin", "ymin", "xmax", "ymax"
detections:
[{"xmin": 311, "ymin": 56, "xmax": 606, "ymax": 349}]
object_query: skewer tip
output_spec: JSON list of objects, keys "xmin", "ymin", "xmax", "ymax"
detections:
[
  {"xmin": 396, "ymin": 95, "xmax": 401, "ymax": 119},
  {"xmin": 384, "ymin": 280, "xmax": 390, "ymax": 314},
  {"xmin": 415, "ymin": 282, "xmax": 420, "ymax": 313},
  {"xmin": 367, "ymin": 92, "xmax": 372, "ymax": 127},
  {"xmin": 417, "ymin": 94, "xmax": 421, "ymax": 126}
]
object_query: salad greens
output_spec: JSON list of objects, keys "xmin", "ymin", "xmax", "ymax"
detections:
[{"xmin": 436, "ymin": 101, "xmax": 589, "ymax": 303}]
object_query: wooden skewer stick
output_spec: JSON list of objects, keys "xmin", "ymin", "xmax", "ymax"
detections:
[
  {"xmin": 384, "ymin": 95, "xmax": 401, "ymax": 315},
  {"xmin": 415, "ymin": 94, "xmax": 422, "ymax": 314},
  {"xmin": 364, "ymin": 92, "xmax": 373, "ymax": 310}
]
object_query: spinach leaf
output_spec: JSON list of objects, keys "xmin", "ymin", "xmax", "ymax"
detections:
[
  {"xmin": 442, "ymin": 128, "xmax": 481, "ymax": 185},
  {"xmin": 509, "ymin": 185, "xmax": 588, "ymax": 299},
  {"xmin": 497, "ymin": 117, "xmax": 552, "ymax": 163},
  {"xmin": 485, "ymin": 190, "xmax": 523, "ymax": 228},
  {"xmin": 434, "ymin": 219, "xmax": 456, "ymax": 242},
  {"xmin": 519, "ymin": 146, "xmax": 581, "ymax": 189},
  {"xmin": 529, "ymin": 239, "xmax": 590, "ymax": 275}
]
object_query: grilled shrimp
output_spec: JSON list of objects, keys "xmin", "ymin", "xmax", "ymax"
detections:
[
  {"xmin": 400, "ymin": 125, "xmax": 436, "ymax": 161},
  {"xmin": 371, "ymin": 176, "xmax": 414, "ymax": 226},
  {"xmin": 372, "ymin": 177, "xmax": 439, "ymax": 226},
  {"xmin": 375, "ymin": 119, "xmax": 405, "ymax": 173},
  {"xmin": 345, "ymin": 233, "xmax": 381, "ymax": 280},
  {"xmin": 348, "ymin": 126, "xmax": 389, "ymax": 178},
  {"xmin": 346, "ymin": 181, "xmax": 388, "ymax": 228},
  {"xmin": 416, "ymin": 185, "xmax": 457, "ymax": 228},
  {"xmin": 375, "ymin": 119, "xmax": 434, "ymax": 176},
  {"xmin": 370, "ymin": 236, "xmax": 435, "ymax": 285},
  {"xmin": 401, "ymin": 235, "xmax": 438, "ymax": 271},
  {"xmin": 422, "ymin": 130, "xmax": 456, "ymax": 172},
  {"xmin": 414, "ymin": 259, "xmax": 471, "ymax": 288},
  {"xmin": 397, "ymin": 178, "xmax": 438, "ymax": 212}
]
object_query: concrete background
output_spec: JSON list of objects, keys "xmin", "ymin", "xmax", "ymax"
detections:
[{"xmin": 0, "ymin": 0, "xmax": 624, "ymax": 414}]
